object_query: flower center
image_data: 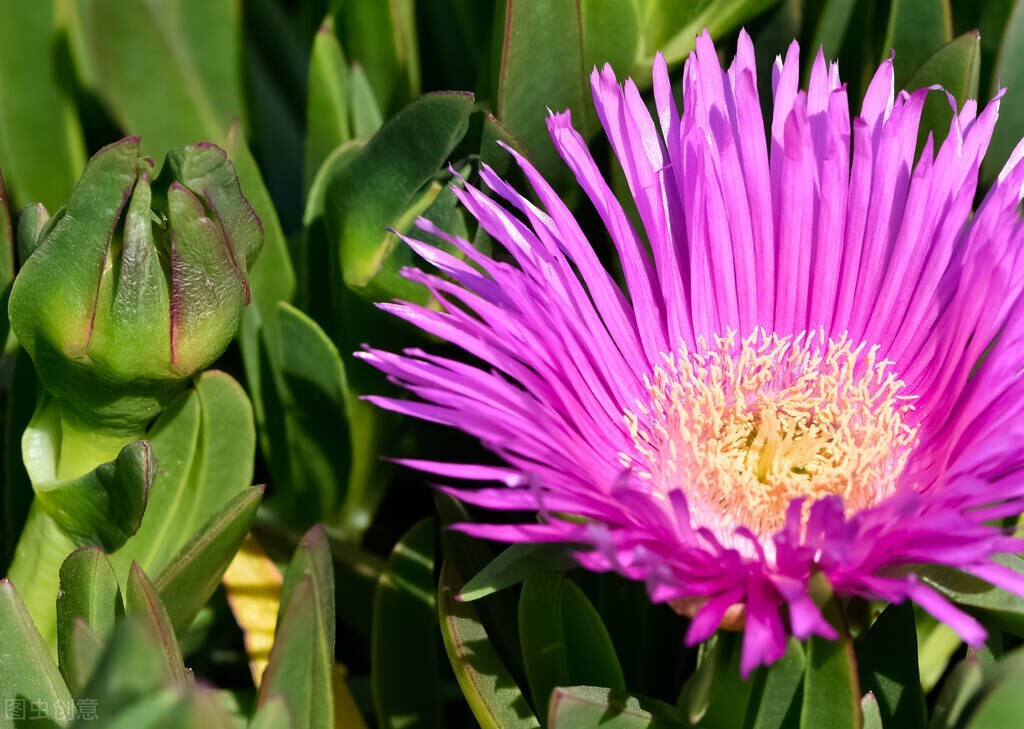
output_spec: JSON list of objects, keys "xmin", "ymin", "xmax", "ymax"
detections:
[{"xmin": 623, "ymin": 330, "xmax": 918, "ymax": 539}]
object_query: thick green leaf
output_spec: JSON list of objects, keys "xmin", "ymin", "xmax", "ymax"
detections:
[
  {"xmin": 334, "ymin": 0, "xmax": 419, "ymax": 115},
  {"xmin": 56, "ymin": 548, "xmax": 121, "ymax": 688},
  {"xmin": 257, "ymin": 526, "xmax": 335, "ymax": 729},
  {"xmin": 324, "ymin": 90, "xmax": 474, "ymax": 297},
  {"xmin": 124, "ymin": 564, "xmax": 187, "ymax": 685},
  {"xmin": 78, "ymin": 613, "xmax": 181, "ymax": 721},
  {"xmin": 497, "ymin": 0, "xmax": 590, "ymax": 180},
  {"xmin": 548, "ymin": 686, "xmax": 688, "ymax": 729},
  {"xmin": 305, "ymin": 16, "xmax": 352, "ymax": 192},
  {"xmin": 916, "ymin": 612, "xmax": 962, "ymax": 693},
  {"xmin": 79, "ymin": 0, "xmax": 242, "ymax": 158},
  {"xmin": 348, "ymin": 64, "xmax": 385, "ymax": 139},
  {"xmin": 809, "ymin": 0, "xmax": 858, "ymax": 60},
  {"xmin": 904, "ymin": 31, "xmax": 980, "ymax": 149},
  {"xmin": 74, "ymin": 0, "xmax": 294, "ymax": 322},
  {"xmin": 856, "ymin": 602, "xmax": 926, "ymax": 729},
  {"xmin": 273, "ymin": 303, "xmax": 351, "ymax": 527},
  {"xmin": 72, "ymin": 689, "xmax": 180, "ymax": 729},
  {"xmin": 679, "ymin": 632, "xmax": 754, "ymax": 729},
  {"xmin": 860, "ymin": 693, "xmax": 883, "ymax": 729},
  {"xmin": 153, "ymin": 486, "xmax": 263, "ymax": 636},
  {"xmin": 800, "ymin": 581, "xmax": 859, "ymax": 729},
  {"xmin": 518, "ymin": 573, "xmax": 625, "ymax": 720},
  {"xmin": 983, "ymin": 0, "xmax": 1024, "ymax": 185},
  {"xmin": 250, "ymin": 696, "xmax": 293, "ymax": 729},
  {"xmin": 928, "ymin": 655, "xmax": 982, "ymax": 729},
  {"xmin": 459, "ymin": 543, "xmax": 576, "ymax": 602},
  {"xmin": 114, "ymin": 371, "xmax": 255, "ymax": 580},
  {"xmin": 65, "ymin": 620, "xmax": 106, "ymax": 699},
  {"xmin": 964, "ymin": 663, "xmax": 1024, "ymax": 727},
  {"xmin": 918, "ymin": 554, "xmax": 1024, "ymax": 636},
  {"xmin": 743, "ymin": 639, "xmax": 805, "ymax": 729},
  {"xmin": 0, "ymin": 579, "xmax": 73, "ymax": 727},
  {"xmin": 439, "ymin": 560, "xmax": 539, "ymax": 729},
  {"xmin": 581, "ymin": 0, "xmax": 641, "ymax": 80},
  {"xmin": 883, "ymin": 0, "xmax": 954, "ymax": 88},
  {"xmin": 35, "ymin": 440, "xmax": 152, "ymax": 552},
  {"xmin": 0, "ymin": 0, "xmax": 85, "ymax": 210},
  {"xmin": 635, "ymin": 0, "xmax": 778, "ymax": 73},
  {"xmin": 372, "ymin": 517, "xmax": 442, "ymax": 729},
  {"xmin": 15, "ymin": 201, "xmax": 48, "ymax": 265}
]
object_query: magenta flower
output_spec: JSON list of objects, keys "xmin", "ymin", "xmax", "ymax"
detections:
[{"xmin": 360, "ymin": 30, "xmax": 1024, "ymax": 674}]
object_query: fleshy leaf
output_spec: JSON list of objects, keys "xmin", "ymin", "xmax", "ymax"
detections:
[
  {"xmin": 324, "ymin": 91, "xmax": 474, "ymax": 298},
  {"xmin": 439, "ymin": 560, "xmax": 539, "ymax": 729},
  {"xmin": 883, "ymin": 0, "xmax": 954, "ymax": 88},
  {"xmin": 905, "ymin": 31, "xmax": 980, "ymax": 148},
  {"xmin": 856, "ymin": 602, "xmax": 926, "ymax": 728},
  {"xmin": 548, "ymin": 686, "xmax": 688, "ymax": 729},
  {"xmin": 0, "ymin": 1, "xmax": 85, "ymax": 210},
  {"xmin": 153, "ymin": 486, "xmax": 263, "ymax": 636},
  {"xmin": 459, "ymin": 543, "xmax": 577, "ymax": 602},
  {"xmin": 518, "ymin": 573, "xmax": 625, "ymax": 720},
  {"xmin": 0, "ymin": 579, "xmax": 73, "ymax": 723},
  {"xmin": 742, "ymin": 638, "xmax": 805, "ymax": 729},
  {"xmin": 256, "ymin": 526, "xmax": 335, "ymax": 729},
  {"xmin": 125, "ymin": 564, "xmax": 187, "ymax": 684},
  {"xmin": 113, "ymin": 370, "xmax": 256, "ymax": 581},
  {"xmin": 35, "ymin": 440, "xmax": 153, "ymax": 552},
  {"xmin": 372, "ymin": 517, "xmax": 443, "ymax": 728},
  {"xmin": 56, "ymin": 548, "xmax": 122, "ymax": 690}
]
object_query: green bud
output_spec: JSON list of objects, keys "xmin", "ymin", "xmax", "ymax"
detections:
[{"xmin": 8, "ymin": 138, "xmax": 262, "ymax": 432}]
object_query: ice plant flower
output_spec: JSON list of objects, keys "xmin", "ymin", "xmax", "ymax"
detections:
[{"xmin": 361, "ymin": 31, "xmax": 1024, "ymax": 674}]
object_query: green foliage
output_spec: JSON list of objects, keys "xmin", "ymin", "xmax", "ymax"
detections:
[
  {"xmin": 372, "ymin": 517, "xmax": 443, "ymax": 728},
  {"xmin": 2, "ymin": 2, "xmax": 1024, "ymax": 728}
]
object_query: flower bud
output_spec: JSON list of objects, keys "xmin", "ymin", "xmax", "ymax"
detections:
[{"xmin": 9, "ymin": 138, "xmax": 262, "ymax": 432}]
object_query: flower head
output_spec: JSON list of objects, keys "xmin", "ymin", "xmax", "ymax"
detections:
[{"xmin": 361, "ymin": 31, "xmax": 1024, "ymax": 674}]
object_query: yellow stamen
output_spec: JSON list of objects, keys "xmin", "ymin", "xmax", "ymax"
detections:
[{"xmin": 622, "ymin": 330, "xmax": 918, "ymax": 539}]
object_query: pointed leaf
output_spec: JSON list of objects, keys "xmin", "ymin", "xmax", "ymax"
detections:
[
  {"xmin": 861, "ymin": 692, "xmax": 883, "ymax": 729},
  {"xmin": 800, "ymin": 588, "xmax": 860, "ymax": 729},
  {"xmin": 250, "ymin": 696, "xmax": 293, "ymax": 729},
  {"xmin": 0, "ymin": 0, "xmax": 85, "ymax": 210},
  {"xmin": 324, "ymin": 91, "xmax": 474, "ymax": 297},
  {"xmin": 905, "ymin": 31, "xmax": 980, "ymax": 148},
  {"xmin": 983, "ymin": 0, "xmax": 1024, "ymax": 184},
  {"xmin": 116, "ymin": 371, "xmax": 255, "ymax": 581},
  {"xmin": 35, "ymin": 440, "xmax": 153, "ymax": 552},
  {"xmin": 498, "ymin": 0, "xmax": 590, "ymax": 180},
  {"xmin": 65, "ymin": 619, "xmax": 106, "ymax": 699},
  {"xmin": 883, "ymin": 0, "xmax": 954, "ymax": 88},
  {"xmin": 743, "ymin": 639, "xmax": 805, "ymax": 729},
  {"xmin": 257, "ymin": 527, "xmax": 335, "ymax": 729},
  {"xmin": 459, "ymin": 543, "xmax": 576, "ymax": 602},
  {"xmin": 918, "ymin": 554, "xmax": 1024, "ymax": 636},
  {"xmin": 154, "ymin": 486, "xmax": 264, "ymax": 635},
  {"xmin": 56, "ymin": 548, "xmax": 122, "ymax": 687},
  {"xmin": 439, "ymin": 560, "xmax": 539, "ymax": 729},
  {"xmin": 305, "ymin": 17, "xmax": 351, "ymax": 191},
  {"xmin": 680, "ymin": 632, "xmax": 754, "ymax": 729},
  {"xmin": 856, "ymin": 602, "xmax": 926, "ymax": 728},
  {"xmin": 928, "ymin": 655, "xmax": 983, "ymax": 729},
  {"xmin": 335, "ymin": 0, "xmax": 419, "ymax": 115},
  {"xmin": 0, "ymin": 579, "xmax": 73, "ymax": 724},
  {"xmin": 372, "ymin": 517, "xmax": 442, "ymax": 728},
  {"xmin": 518, "ymin": 573, "xmax": 625, "ymax": 720},
  {"xmin": 125, "ymin": 564, "xmax": 187, "ymax": 684},
  {"xmin": 548, "ymin": 686, "xmax": 688, "ymax": 729}
]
